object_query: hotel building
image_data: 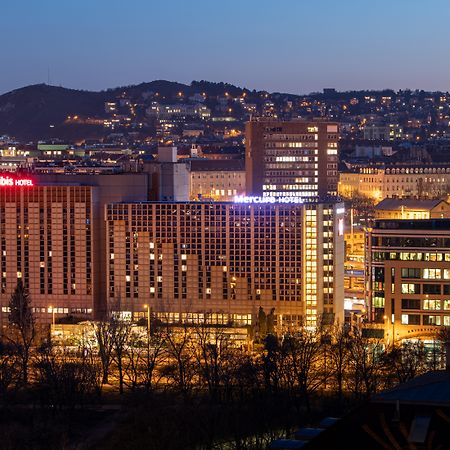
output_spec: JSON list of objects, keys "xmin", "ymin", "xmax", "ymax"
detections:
[
  {"xmin": 106, "ymin": 201, "xmax": 345, "ymax": 328},
  {"xmin": 0, "ymin": 173, "xmax": 149, "ymax": 324},
  {"xmin": 245, "ymin": 118, "xmax": 339, "ymax": 199},
  {"xmin": 366, "ymin": 219, "xmax": 450, "ymax": 343}
]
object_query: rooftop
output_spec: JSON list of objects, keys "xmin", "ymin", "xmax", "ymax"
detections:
[
  {"xmin": 374, "ymin": 218, "xmax": 450, "ymax": 230},
  {"xmin": 375, "ymin": 198, "xmax": 448, "ymax": 211}
]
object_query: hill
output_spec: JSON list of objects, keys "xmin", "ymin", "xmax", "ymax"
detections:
[{"xmin": 0, "ymin": 80, "xmax": 272, "ymax": 141}]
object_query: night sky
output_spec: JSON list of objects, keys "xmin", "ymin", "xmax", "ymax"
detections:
[{"xmin": 2, "ymin": 0, "xmax": 449, "ymax": 94}]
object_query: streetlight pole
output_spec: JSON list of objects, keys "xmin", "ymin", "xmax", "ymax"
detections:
[
  {"xmin": 144, "ymin": 304, "xmax": 150, "ymax": 336},
  {"xmin": 49, "ymin": 306, "xmax": 55, "ymax": 327}
]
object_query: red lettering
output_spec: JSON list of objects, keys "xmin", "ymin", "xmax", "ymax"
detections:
[{"xmin": 0, "ymin": 177, "xmax": 34, "ymax": 187}]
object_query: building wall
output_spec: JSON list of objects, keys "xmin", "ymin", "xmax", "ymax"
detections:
[
  {"xmin": 339, "ymin": 166, "xmax": 450, "ymax": 201},
  {"xmin": 0, "ymin": 185, "xmax": 95, "ymax": 324},
  {"xmin": 246, "ymin": 119, "xmax": 339, "ymax": 199},
  {"xmin": 366, "ymin": 220, "xmax": 450, "ymax": 342},
  {"xmin": 34, "ymin": 173, "xmax": 150, "ymax": 319},
  {"xmin": 106, "ymin": 201, "xmax": 345, "ymax": 328},
  {"xmin": 189, "ymin": 170, "xmax": 246, "ymax": 201}
]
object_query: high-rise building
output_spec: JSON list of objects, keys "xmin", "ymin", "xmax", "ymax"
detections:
[
  {"xmin": 245, "ymin": 119, "xmax": 339, "ymax": 200},
  {"xmin": 106, "ymin": 200, "xmax": 345, "ymax": 328},
  {"xmin": 366, "ymin": 219, "xmax": 450, "ymax": 343},
  {"xmin": 0, "ymin": 173, "xmax": 149, "ymax": 324}
]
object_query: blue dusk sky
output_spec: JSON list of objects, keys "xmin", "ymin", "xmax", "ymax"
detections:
[{"xmin": 1, "ymin": 0, "xmax": 449, "ymax": 95}]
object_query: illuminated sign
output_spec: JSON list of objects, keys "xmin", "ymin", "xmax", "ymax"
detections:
[
  {"xmin": 233, "ymin": 195, "xmax": 304, "ymax": 204},
  {"xmin": 338, "ymin": 218, "xmax": 344, "ymax": 236},
  {"xmin": 336, "ymin": 207, "xmax": 345, "ymax": 215},
  {"xmin": 0, "ymin": 176, "xmax": 34, "ymax": 187}
]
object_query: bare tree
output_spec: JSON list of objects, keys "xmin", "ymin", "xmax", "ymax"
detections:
[
  {"xmin": 347, "ymin": 330, "xmax": 386, "ymax": 399},
  {"xmin": 7, "ymin": 280, "xmax": 35, "ymax": 385},
  {"xmin": 190, "ymin": 324, "xmax": 235, "ymax": 402},
  {"xmin": 383, "ymin": 341, "xmax": 427, "ymax": 384},
  {"xmin": 281, "ymin": 321, "xmax": 329, "ymax": 412},
  {"xmin": 92, "ymin": 321, "xmax": 114, "ymax": 385},
  {"xmin": 0, "ymin": 340, "xmax": 19, "ymax": 400},
  {"xmin": 163, "ymin": 325, "xmax": 195, "ymax": 396},
  {"xmin": 328, "ymin": 322, "xmax": 352, "ymax": 404},
  {"xmin": 35, "ymin": 342, "xmax": 100, "ymax": 410},
  {"xmin": 141, "ymin": 329, "xmax": 167, "ymax": 392},
  {"xmin": 110, "ymin": 317, "xmax": 132, "ymax": 394}
]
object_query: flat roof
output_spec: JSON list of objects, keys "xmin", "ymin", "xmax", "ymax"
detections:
[{"xmin": 374, "ymin": 219, "xmax": 450, "ymax": 230}]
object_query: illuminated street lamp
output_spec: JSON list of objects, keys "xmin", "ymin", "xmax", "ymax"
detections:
[
  {"xmin": 49, "ymin": 306, "xmax": 55, "ymax": 327},
  {"xmin": 143, "ymin": 304, "xmax": 150, "ymax": 335}
]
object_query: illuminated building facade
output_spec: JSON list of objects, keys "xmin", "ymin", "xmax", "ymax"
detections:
[
  {"xmin": 339, "ymin": 165, "xmax": 450, "ymax": 202},
  {"xmin": 366, "ymin": 219, "xmax": 450, "ymax": 343},
  {"xmin": 188, "ymin": 159, "xmax": 246, "ymax": 201},
  {"xmin": 0, "ymin": 173, "xmax": 149, "ymax": 324},
  {"xmin": 374, "ymin": 198, "xmax": 450, "ymax": 220},
  {"xmin": 245, "ymin": 118, "xmax": 339, "ymax": 199},
  {"xmin": 106, "ymin": 201, "xmax": 345, "ymax": 328},
  {"xmin": 0, "ymin": 183, "xmax": 95, "ymax": 323}
]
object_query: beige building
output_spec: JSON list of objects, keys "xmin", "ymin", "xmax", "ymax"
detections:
[
  {"xmin": 106, "ymin": 201, "xmax": 345, "ymax": 329},
  {"xmin": 366, "ymin": 219, "xmax": 450, "ymax": 344},
  {"xmin": 374, "ymin": 198, "xmax": 450, "ymax": 220},
  {"xmin": 188, "ymin": 159, "xmax": 245, "ymax": 201},
  {"xmin": 339, "ymin": 165, "xmax": 450, "ymax": 202},
  {"xmin": 246, "ymin": 118, "xmax": 339, "ymax": 199}
]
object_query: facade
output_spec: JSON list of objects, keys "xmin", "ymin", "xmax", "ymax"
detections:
[
  {"xmin": 366, "ymin": 219, "xmax": 450, "ymax": 343},
  {"xmin": 188, "ymin": 159, "xmax": 246, "ymax": 201},
  {"xmin": 245, "ymin": 119, "xmax": 339, "ymax": 200},
  {"xmin": 106, "ymin": 201, "xmax": 345, "ymax": 329},
  {"xmin": 0, "ymin": 173, "xmax": 149, "ymax": 324},
  {"xmin": 0, "ymin": 182, "xmax": 95, "ymax": 324},
  {"xmin": 374, "ymin": 198, "xmax": 450, "ymax": 220},
  {"xmin": 339, "ymin": 165, "xmax": 450, "ymax": 202},
  {"xmin": 363, "ymin": 122, "xmax": 390, "ymax": 140},
  {"xmin": 143, "ymin": 147, "xmax": 190, "ymax": 202}
]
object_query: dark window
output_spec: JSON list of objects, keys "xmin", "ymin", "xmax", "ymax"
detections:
[
  {"xmin": 423, "ymin": 284, "xmax": 441, "ymax": 295},
  {"xmin": 401, "ymin": 268, "xmax": 420, "ymax": 279},
  {"xmin": 408, "ymin": 314, "xmax": 421, "ymax": 325},
  {"xmin": 402, "ymin": 299, "xmax": 420, "ymax": 310}
]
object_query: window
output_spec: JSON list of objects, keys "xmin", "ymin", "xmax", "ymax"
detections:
[
  {"xmin": 423, "ymin": 284, "xmax": 441, "ymax": 295},
  {"xmin": 423, "ymin": 268, "xmax": 442, "ymax": 279},
  {"xmin": 401, "ymin": 268, "xmax": 420, "ymax": 279},
  {"xmin": 423, "ymin": 299, "xmax": 441, "ymax": 310},
  {"xmin": 401, "ymin": 283, "xmax": 420, "ymax": 294},
  {"xmin": 423, "ymin": 315, "xmax": 441, "ymax": 326},
  {"xmin": 402, "ymin": 299, "xmax": 420, "ymax": 310},
  {"xmin": 373, "ymin": 296, "xmax": 385, "ymax": 308},
  {"xmin": 402, "ymin": 314, "xmax": 420, "ymax": 325}
]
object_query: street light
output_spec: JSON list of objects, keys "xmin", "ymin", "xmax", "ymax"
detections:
[
  {"xmin": 143, "ymin": 304, "xmax": 150, "ymax": 336},
  {"xmin": 383, "ymin": 315, "xmax": 389, "ymax": 347},
  {"xmin": 49, "ymin": 306, "xmax": 55, "ymax": 327}
]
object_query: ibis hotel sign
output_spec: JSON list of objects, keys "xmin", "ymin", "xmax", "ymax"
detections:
[{"xmin": 0, "ymin": 176, "xmax": 34, "ymax": 187}]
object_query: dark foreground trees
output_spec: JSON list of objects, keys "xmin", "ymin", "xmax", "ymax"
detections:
[
  {"xmin": 7, "ymin": 280, "xmax": 36, "ymax": 385},
  {"xmin": 0, "ymin": 316, "xmax": 447, "ymax": 449}
]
